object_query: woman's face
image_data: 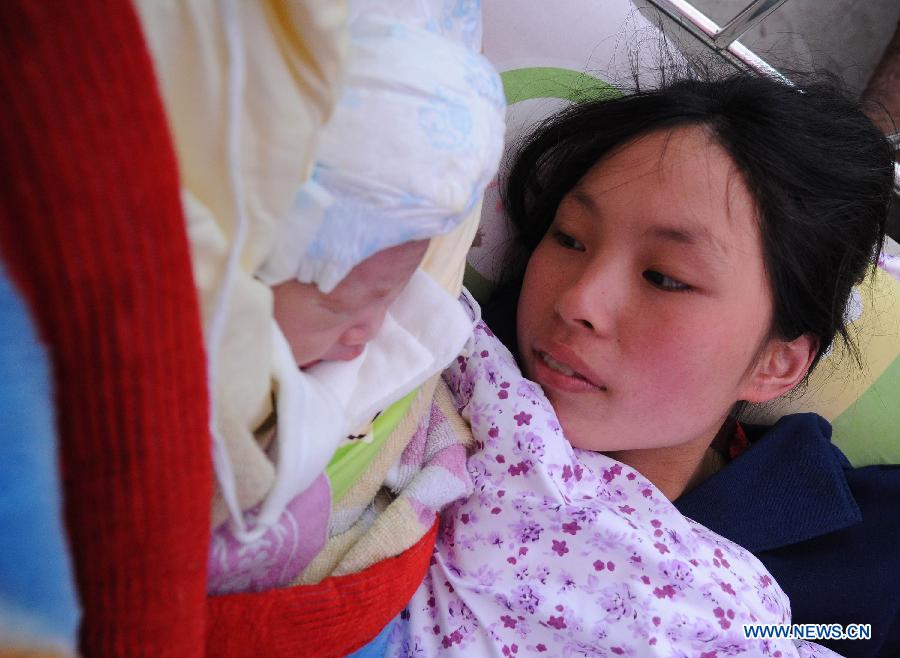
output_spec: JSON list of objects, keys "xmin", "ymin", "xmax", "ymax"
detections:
[{"xmin": 517, "ymin": 126, "xmax": 776, "ymax": 453}]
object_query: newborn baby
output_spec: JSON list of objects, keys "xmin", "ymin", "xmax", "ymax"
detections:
[
  {"xmin": 208, "ymin": 230, "xmax": 473, "ymax": 592},
  {"xmin": 271, "ymin": 239, "xmax": 429, "ymax": 369},
  {"xmin": 206, "ymin": 0, "xmax": 505, "ymax": 592}
]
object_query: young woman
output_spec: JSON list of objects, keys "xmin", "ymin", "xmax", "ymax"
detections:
[{"xmin": 386, "ymin": 72, "xmax": 897, "ymax": 657}]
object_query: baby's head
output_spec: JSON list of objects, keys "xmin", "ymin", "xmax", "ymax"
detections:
[
  {"xmin": 503, "ymin": 72, "xmax": 894, "ymax": 455},
  {"xmin": 269, "ymin": 239, "xmax": 428, "ymax": 369},
  {"xmin": 257, "ymin": 6, "xmax": 504, "ymax": 371}
]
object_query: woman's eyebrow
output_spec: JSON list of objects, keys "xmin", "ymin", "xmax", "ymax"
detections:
[
  {"xmin": 568, "ymin": 186, "xmax": 732, "ymax": 266},
  {"xmin": 569, "ymin": 188, "xmax": 601, "ymax": 212},
  {"xmin": 569, "ymin": 188, "xmax": 729, "ymax": 259},
  {"xmin": 643, "ymin": 223, "xmax": 730, "ymax": 261}
]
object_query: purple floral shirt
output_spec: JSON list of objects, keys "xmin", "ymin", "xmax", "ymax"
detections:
[{"xmin": 386, "ymin": 320, "xmax": 839, "ymax": 657}]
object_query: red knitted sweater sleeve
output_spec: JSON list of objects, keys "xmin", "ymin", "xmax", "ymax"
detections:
[
  {"xmin": 0, "ymin": 1, "xmax": 212, "ymax": 655},
  {"xmin": 0, "ymin": 3, "xmax": 444, "ymax": 656}
]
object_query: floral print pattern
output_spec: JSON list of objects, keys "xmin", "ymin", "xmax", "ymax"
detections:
[
  {"xmin": 207, "ymin": 474, "xmax": 330, "ymax": 594},
  {"xmin": 386, "ymin": 320, "xmax": 839, "ymax": 657}
]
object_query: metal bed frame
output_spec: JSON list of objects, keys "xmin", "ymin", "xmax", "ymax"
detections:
[{"xmin": 640, "ymin": 0, "xmax": 900, "ymax": 195}]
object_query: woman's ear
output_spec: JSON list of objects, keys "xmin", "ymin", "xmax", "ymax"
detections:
[{"xmin": 739, "ymin": 333, "xmax": 819, "ymax": 403}]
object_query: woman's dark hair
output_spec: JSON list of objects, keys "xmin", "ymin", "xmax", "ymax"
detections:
[{"xmin": 502, "ymin": 70, "xmax": 895, "ymax": 374}]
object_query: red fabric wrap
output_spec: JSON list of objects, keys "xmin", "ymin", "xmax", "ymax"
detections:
[
  {"xmin": 206, "ymin": 519, "xmax": 439, "ymax": 657},
  {"xmin": 0, "ymin": 1, "xmax": 211, "ymax": 655},
  {"xmin": 0, "ymin": 1, "xmax": 436, "ymax": 655}
]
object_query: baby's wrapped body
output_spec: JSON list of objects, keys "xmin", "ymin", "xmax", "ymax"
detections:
[{"xmin": 387, "ymin": 315, "xmax": 839, "ymax": 657}]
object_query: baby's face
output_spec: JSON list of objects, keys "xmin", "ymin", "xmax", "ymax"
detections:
[{"xmin": 272, "ymin": 240, "xmax": 429, "ymax": 369}]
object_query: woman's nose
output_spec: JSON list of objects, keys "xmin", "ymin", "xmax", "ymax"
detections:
[{"xmin": 554, "ymin": 262, "xmax": 620, "ymax": 335}]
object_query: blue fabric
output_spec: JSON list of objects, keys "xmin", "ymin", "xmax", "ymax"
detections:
[
  {"xmin": 344, "ymin": 615, "xmax": 398, "ymax": 658},
  {"xmin": 676, "ymin": 413, "xmax": 900, "ymax": 658},
  {"xmin": 0, "ymin": 263, "xmax": 80, "ymax": 649}
]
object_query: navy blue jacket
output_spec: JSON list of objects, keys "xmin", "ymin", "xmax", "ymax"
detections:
[{"xmin": 676, "ymin": 414, "xmax": 900, "ymax": 657}]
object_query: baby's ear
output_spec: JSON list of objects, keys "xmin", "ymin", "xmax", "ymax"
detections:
[{"xmin": 739, "ymin": 333, "xmax": 818, "ymax": 403}]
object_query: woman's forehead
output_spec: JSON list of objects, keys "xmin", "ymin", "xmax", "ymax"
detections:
[
  {"xmin": 579, "ymin": 127, "xmax": 734, "ymax": 194},
  {"xmin": 569, "ymin": 127, "xmax": 759, "ymax": 251}
]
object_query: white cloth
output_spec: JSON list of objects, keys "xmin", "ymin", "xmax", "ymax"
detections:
[
  {"xmin": 256, "ymin": 2, "xmax": 506, "ymax": 291},
  {"xmin": 217, "ymin": 269, "xmax": 474, "ymax": 542}
]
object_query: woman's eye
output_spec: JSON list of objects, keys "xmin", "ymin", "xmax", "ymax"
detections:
[
  {"xmin": 552, "ymin": 230, "xmax": 585, "ymax": 251},
  {"xmin": 643, "ymin": 270, "xmax": 690, "ymax": 291}
]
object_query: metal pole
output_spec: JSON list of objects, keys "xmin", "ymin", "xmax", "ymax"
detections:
[
  {"xmin": 641, "ymin": 0, "xmax": 900, "ymax": 194},
  {"xmin": 640, "ymin": 0, "xmax": 791, "ymax": 83},
  {"xmin": 714, "ymin": 0, "xmax": 791, "ymax": 47}
]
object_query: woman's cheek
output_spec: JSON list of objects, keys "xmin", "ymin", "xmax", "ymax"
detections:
[
  {"xmin": 626, "ymin": 317, "xmax": 699, "ymax": 383},
  {"xmin": 528, "ymin": 244, "xmax": 570, "ymax": 301},
  {"xmin": 519, "ymin": 252, "xmax": 554, "ymax": 320}
]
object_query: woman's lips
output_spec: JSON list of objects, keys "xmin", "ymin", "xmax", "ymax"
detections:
[{"xmin": 531, "ymin": 347, "xmax": 608, "ymax": 394}]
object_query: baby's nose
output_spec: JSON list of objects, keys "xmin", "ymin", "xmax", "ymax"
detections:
[
  {"xmin": 329, "ymin": 323, "xmax": 377, "ymax": 362},
  {"xmin": 330, "ymin": 344, "xmax": 365, "ymax": 362},
  {"xmin": 339, "ymin": 315, "xmax": 384, "ymax": 348}
]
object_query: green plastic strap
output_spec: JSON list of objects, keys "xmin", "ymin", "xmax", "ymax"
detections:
[{"xmin": 325, "ymin": 388, "xmax": 418, "ymax": 503}]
